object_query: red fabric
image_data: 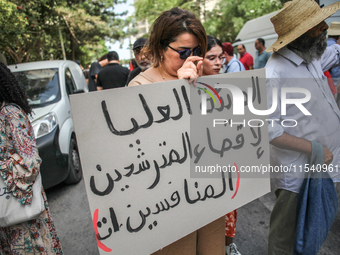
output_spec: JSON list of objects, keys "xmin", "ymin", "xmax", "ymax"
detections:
[
  {"xmin": 225, "ymin": 210, "xmax": 237, "ymax": 237},
  {"xmin": 130, "ymin": 61, "xmax": 134, "ymax": 71},
  {"xmin": 239, "ymin": 52, "xmax": 254, "ymax": 70},
  {"xmin": 324, "ymin": 71, "xmax": 337, "ymax": 95}
]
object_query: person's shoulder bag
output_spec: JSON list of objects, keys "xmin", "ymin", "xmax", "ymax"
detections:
[{"xmin": 294, "ymin": 141, "xmax": 338, "ymax": 255}]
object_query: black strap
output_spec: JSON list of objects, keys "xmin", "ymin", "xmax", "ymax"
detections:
[{"xmin": 225, "ymin": 61, "xmax": 242, "ymax": 73}]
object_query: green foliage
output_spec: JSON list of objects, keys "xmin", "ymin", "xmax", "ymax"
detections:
[
  {"xmin": 79, "ymin": 40, "xmax": 109, "ymax": 66},
  {"xmin": 0, "ymin": 0, "xmax": 46, "ymax": 63},
  {"xmin": 204, "ymin": 0, "xmax": 282, "ymax": 43},
  {"xmin": 134, "ymin": 0, "xmax": 203, "ymax": 26},
  {"xmin": 133, "ymin": 0, "xmax": 282, "ymax": 47},
  {"xmin": 0, "ymin": 0, "xmax": 27, "ymax": 40},
  {"xmin": 0, "ymin": 0, "xmax": 287, "ymax": 64},
  {"xmin": 0, "ymin": 0, "xmax": 128, "ymax": 65},
  {"xmin": 134, "ymin": 0, "xmax": 177, "ymax": 23}
]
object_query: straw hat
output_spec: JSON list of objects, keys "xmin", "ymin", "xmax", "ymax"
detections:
[
  {"xmin": 328, "ymin": 21, "xmax": 340, "ymax": 36},
  {"xmin": 266, "ymin": 0, "xmax": 340, "ymax": 52}
]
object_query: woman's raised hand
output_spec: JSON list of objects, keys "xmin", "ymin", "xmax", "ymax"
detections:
[{"xmin": 177, "ymin": 56, "xmax": 203, "ymax": 86}]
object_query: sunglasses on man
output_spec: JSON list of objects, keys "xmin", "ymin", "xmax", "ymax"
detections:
[{"xmin": 133, "ymin": 47, "xmax": 142, "ymax": 55}]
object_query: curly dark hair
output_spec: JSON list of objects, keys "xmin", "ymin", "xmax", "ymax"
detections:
[{"xmin": 0, "ymin": 62, "xmax": 32, "ymax": 115}]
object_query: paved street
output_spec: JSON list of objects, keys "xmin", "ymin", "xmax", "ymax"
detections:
[
  {"xmin": 46, "ymin": 178, "xmax": 340, "ymax": 255},
  {"xmin": 234, "ymin": 180, "xmax": 340, "ymax": 255},
  {"xmin": 46, "ymin": 179, "xmax": 99, "ymax": 255}
]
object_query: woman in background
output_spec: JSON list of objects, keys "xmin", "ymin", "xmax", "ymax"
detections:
[
  {"xmin": 129, "ymin": 7, "xmax": 225, "ymax": 255},
  {"xmin": 0, "ymin": 62, "xmax": 63, "ymax": 254},
  {"xmin": 202, "ymin": 35, "xmax": 225, "ymax": 76},
  {"xmin": 202, "ymin": 35, "xmax": 242, "ymax": 255}
]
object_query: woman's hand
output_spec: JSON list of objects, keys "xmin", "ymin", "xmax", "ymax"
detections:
[{"xmin": 177, "ymin": 56, "xmax": 203, "ymax": 86}]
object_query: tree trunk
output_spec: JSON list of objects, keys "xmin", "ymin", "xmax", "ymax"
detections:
[
  {"xmin": 6, "ymin": 47, "xmax": 19, "ymax": 64},
  {"xmin": 70, "ymin": 34, "xmax": 75, "ymax": 61}
]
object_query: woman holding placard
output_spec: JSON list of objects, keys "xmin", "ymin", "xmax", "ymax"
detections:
[
  {"xmin": 129, "ymin": 7, "xmax": 225, "ymax": 255},
  {"xmin": 128, "ymin": 7, "xmax": 206, "ymax": 86},
  {"xmin": 0, "ymin": 62, "xmax": 63, "ymax": 254}
]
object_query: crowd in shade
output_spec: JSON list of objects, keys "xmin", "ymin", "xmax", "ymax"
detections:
[{"xmin": 1, "ymin": 0, "xmax": 340, "ymax": 254}]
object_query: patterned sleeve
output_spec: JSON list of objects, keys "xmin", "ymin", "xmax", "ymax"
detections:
[{"xmin": 0, "ymin": 105, "xmax": 42, "ymax": 205}]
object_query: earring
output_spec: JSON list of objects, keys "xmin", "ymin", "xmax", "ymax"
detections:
[{"xmin": 161, "ymin": 56, "xmax": 163, "ymax": 62}]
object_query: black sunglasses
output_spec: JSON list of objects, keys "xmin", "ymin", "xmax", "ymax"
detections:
[{"xmin": 167, "ymin": 45, "xmax": 202, "ymax": 59}]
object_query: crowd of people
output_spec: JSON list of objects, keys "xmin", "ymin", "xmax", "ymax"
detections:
[
  {"xmin": 1, "ymin": 0, "xmax": 340, "ymax": 254},
  {"xmin": 86, "ymin": 30, "xmax": 273, "ymax": 93}
]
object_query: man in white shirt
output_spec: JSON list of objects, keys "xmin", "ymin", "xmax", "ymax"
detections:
[{"xmin": 265, "ymin": 0, "xmax": 340, "ymax": 254}]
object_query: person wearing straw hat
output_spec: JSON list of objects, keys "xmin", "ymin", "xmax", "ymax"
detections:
[
  {"xmin": 265, "ymin": 0, "xmax": 340, "ymax": 254},
  {"xmin": 327, "ymin": 21, "xmax": 340, "ymax": 47},
  {"xmin": 327, "ymin": 21, "xmax": 340, "ymax": 88}
]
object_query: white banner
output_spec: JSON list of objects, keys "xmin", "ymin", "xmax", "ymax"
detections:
[{"xmin": 70, "ymin": 69, "xmax": 270, "ymax": 255}]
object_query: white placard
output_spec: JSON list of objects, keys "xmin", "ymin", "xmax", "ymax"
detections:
[{"xmin": 70, "ymin": 69, "xmax": 270, "ymax": 255}]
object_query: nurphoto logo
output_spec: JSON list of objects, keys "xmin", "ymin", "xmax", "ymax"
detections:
[{"xmin": 199, "ymin": 84, "xmax": 311, "ymax": 116}]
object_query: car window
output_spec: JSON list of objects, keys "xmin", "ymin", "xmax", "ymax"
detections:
[
  {"xmin": 13, "ymin": 68, "xmax": 61, "ymax": 108},
  {"xmin": 65, "ymin": 68, "xmax": 77, "ymax": 96}
]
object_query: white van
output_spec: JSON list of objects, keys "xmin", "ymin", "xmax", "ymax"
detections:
[
  {"xmin": 232, "ymin": 11, "xmax": 278, "ymax": 59},
  {"xmin": 8, "ymin": 60, "xmax": 88, "ymax": 189}
]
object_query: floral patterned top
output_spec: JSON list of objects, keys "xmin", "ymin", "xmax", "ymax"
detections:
[
  {"xmin": 0, "ymin": 104, "xmax": 63, "ymax": 254},
  {"xmin": 0, "ymin": 104, "xmax": 41, "ymax": 204}
]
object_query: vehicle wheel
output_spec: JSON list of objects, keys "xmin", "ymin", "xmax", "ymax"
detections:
[{"xmin": 65, "ymin": 137, "xmax": 83, "ymax": 184}]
